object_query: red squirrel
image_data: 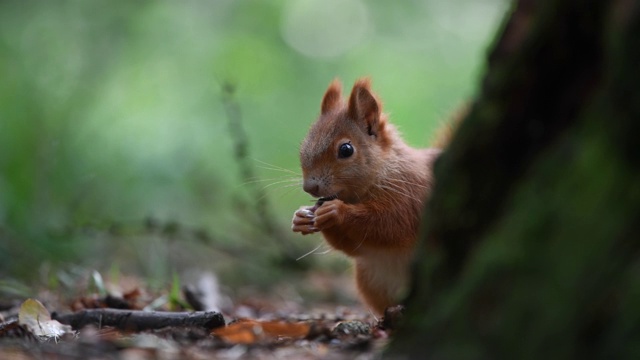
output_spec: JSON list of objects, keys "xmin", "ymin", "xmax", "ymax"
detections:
[{"xmin": 292, "ymin": 78, "xmax": 448, "ymax": 315}]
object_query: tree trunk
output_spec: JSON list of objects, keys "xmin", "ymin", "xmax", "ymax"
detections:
[{"xmin": 389, "ymin": 0, "xmax": 640, "ymax": 358}]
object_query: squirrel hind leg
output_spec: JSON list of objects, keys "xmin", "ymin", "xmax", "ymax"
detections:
[{"xmin": 355, "ymin": 264, "xmax": 397, "ymax": 316}]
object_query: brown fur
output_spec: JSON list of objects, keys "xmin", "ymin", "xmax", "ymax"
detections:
[{"xmin": 292, "ymin": 78, "xmax": 446, "ymax": 315}]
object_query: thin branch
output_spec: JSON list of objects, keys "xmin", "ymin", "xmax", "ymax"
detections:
[
  {"xmin": 52, "ymin": 309, "xmax": 225, "ymax": 331},
  {"xmin": 220, "ymin": 82, "xmax": 281, "ymax": 238}
]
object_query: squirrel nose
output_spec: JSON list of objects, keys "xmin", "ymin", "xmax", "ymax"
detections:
[{"xmin": 303, "ymin": 180, "xmax": 320, "ymax": 197}]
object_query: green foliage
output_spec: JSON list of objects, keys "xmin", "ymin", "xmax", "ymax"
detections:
[
  {"xmin": 0, "ymin": 0, "xmax": 505, "ymax": 285},
  {"xmin": 168, "ymin": 271, "xmax": 191, "ymax": 311}
]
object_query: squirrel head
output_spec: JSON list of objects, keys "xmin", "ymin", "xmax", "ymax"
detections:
[{"xmin": 300, "ymin": 78, "xmax": 393, "ymax": 204}]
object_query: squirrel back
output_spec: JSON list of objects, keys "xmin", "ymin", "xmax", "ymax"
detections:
[{"xmin": 292, "ymin": 78, "xmax": 453, "ymax": 314}]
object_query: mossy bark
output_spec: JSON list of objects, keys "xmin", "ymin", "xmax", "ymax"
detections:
[{"xmin": 389, "ymin": 0, "xmax": 640, "ymax": 358}]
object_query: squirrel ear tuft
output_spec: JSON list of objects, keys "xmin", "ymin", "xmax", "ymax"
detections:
[
  {"xmin": 321, "ymin": 79, "xmax": 343, "ymax": 114},
  {"xmin": 348, "ymin": 78, "xmax": 381, "ymax": 136}
]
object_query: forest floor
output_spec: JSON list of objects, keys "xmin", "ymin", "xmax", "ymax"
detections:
[{"xmin": 0, "ymin": 271, "xmax": 399, "ymax": 359}]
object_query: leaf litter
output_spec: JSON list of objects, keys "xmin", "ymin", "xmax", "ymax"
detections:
[{"xmin": 0, "ymin": 271, "xmax": 400, "ymax": 359}]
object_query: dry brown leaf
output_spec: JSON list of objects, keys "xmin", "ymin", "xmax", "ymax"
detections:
[
  {"xmin": 18, "ymin": 299, "xmax": 73, "ymax": 340},
  {"xmin": 212, "ymin": 319, "xmax": 310, "ymax": 344}
]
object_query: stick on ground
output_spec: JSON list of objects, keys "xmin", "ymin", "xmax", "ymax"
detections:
[{"xmin": 52, "ymin": 309, "xmax": 225, "ymax": 331}]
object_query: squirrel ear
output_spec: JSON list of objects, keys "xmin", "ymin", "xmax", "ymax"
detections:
[
  {"xmin": 321, "ymin": 79, "xmax": 343, "ymax": 114},
  {"xmin": 348, "ymin": 78, "xmax": 381, "ymax": 136}
]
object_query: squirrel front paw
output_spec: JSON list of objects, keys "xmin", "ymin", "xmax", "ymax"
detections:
[
  {"xmin": 291, "ymin": 206, "xmax": 319, "ymax": 235},
  {"xmin": 314, "ymin": 200, "xmax": 345, "ymax": 230}
]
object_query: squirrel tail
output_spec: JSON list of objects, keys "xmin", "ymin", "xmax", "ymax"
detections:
[{"xmin": 431, "ymin": 102, "xmax": 469, "ymax": 149}]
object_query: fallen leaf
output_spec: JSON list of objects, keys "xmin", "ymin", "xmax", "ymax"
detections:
[
  {"xmin": 18, "ymin": 299, "xmax": 73, "ymax": 340},
  {"xmin": 332, "ymin": 320, "xmax": 371, "ymax": 338},
  {"xmin": 212, "ymin": 319, "xmax": 310, "ymax": 344}
]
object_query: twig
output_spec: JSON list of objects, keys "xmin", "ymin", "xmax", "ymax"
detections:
[
  {"xmin": 218, "ymin": 82, "xmax": 315, "ymax": 265},
  {"xmin": 220, "ymin": 82, "xmax": 281, "ymax": 237},
  {"xmin": 52, "ymin": 309, "xmax": 225, "ymax": 331}
]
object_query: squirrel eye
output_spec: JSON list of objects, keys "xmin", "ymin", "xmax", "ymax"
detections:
[{"xmin": 338, "ymin": 142, "xmax": 354, "ymax": 158}]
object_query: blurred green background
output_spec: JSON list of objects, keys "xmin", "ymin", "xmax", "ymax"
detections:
[{"xmin": 0, "ymin": 0, "xmax": 506, "ymax": 292}]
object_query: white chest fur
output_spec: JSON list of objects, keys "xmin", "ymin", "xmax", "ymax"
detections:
[{"xmin": 355, "ymin": 248, "xmax": 414, "ymax": 301}]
